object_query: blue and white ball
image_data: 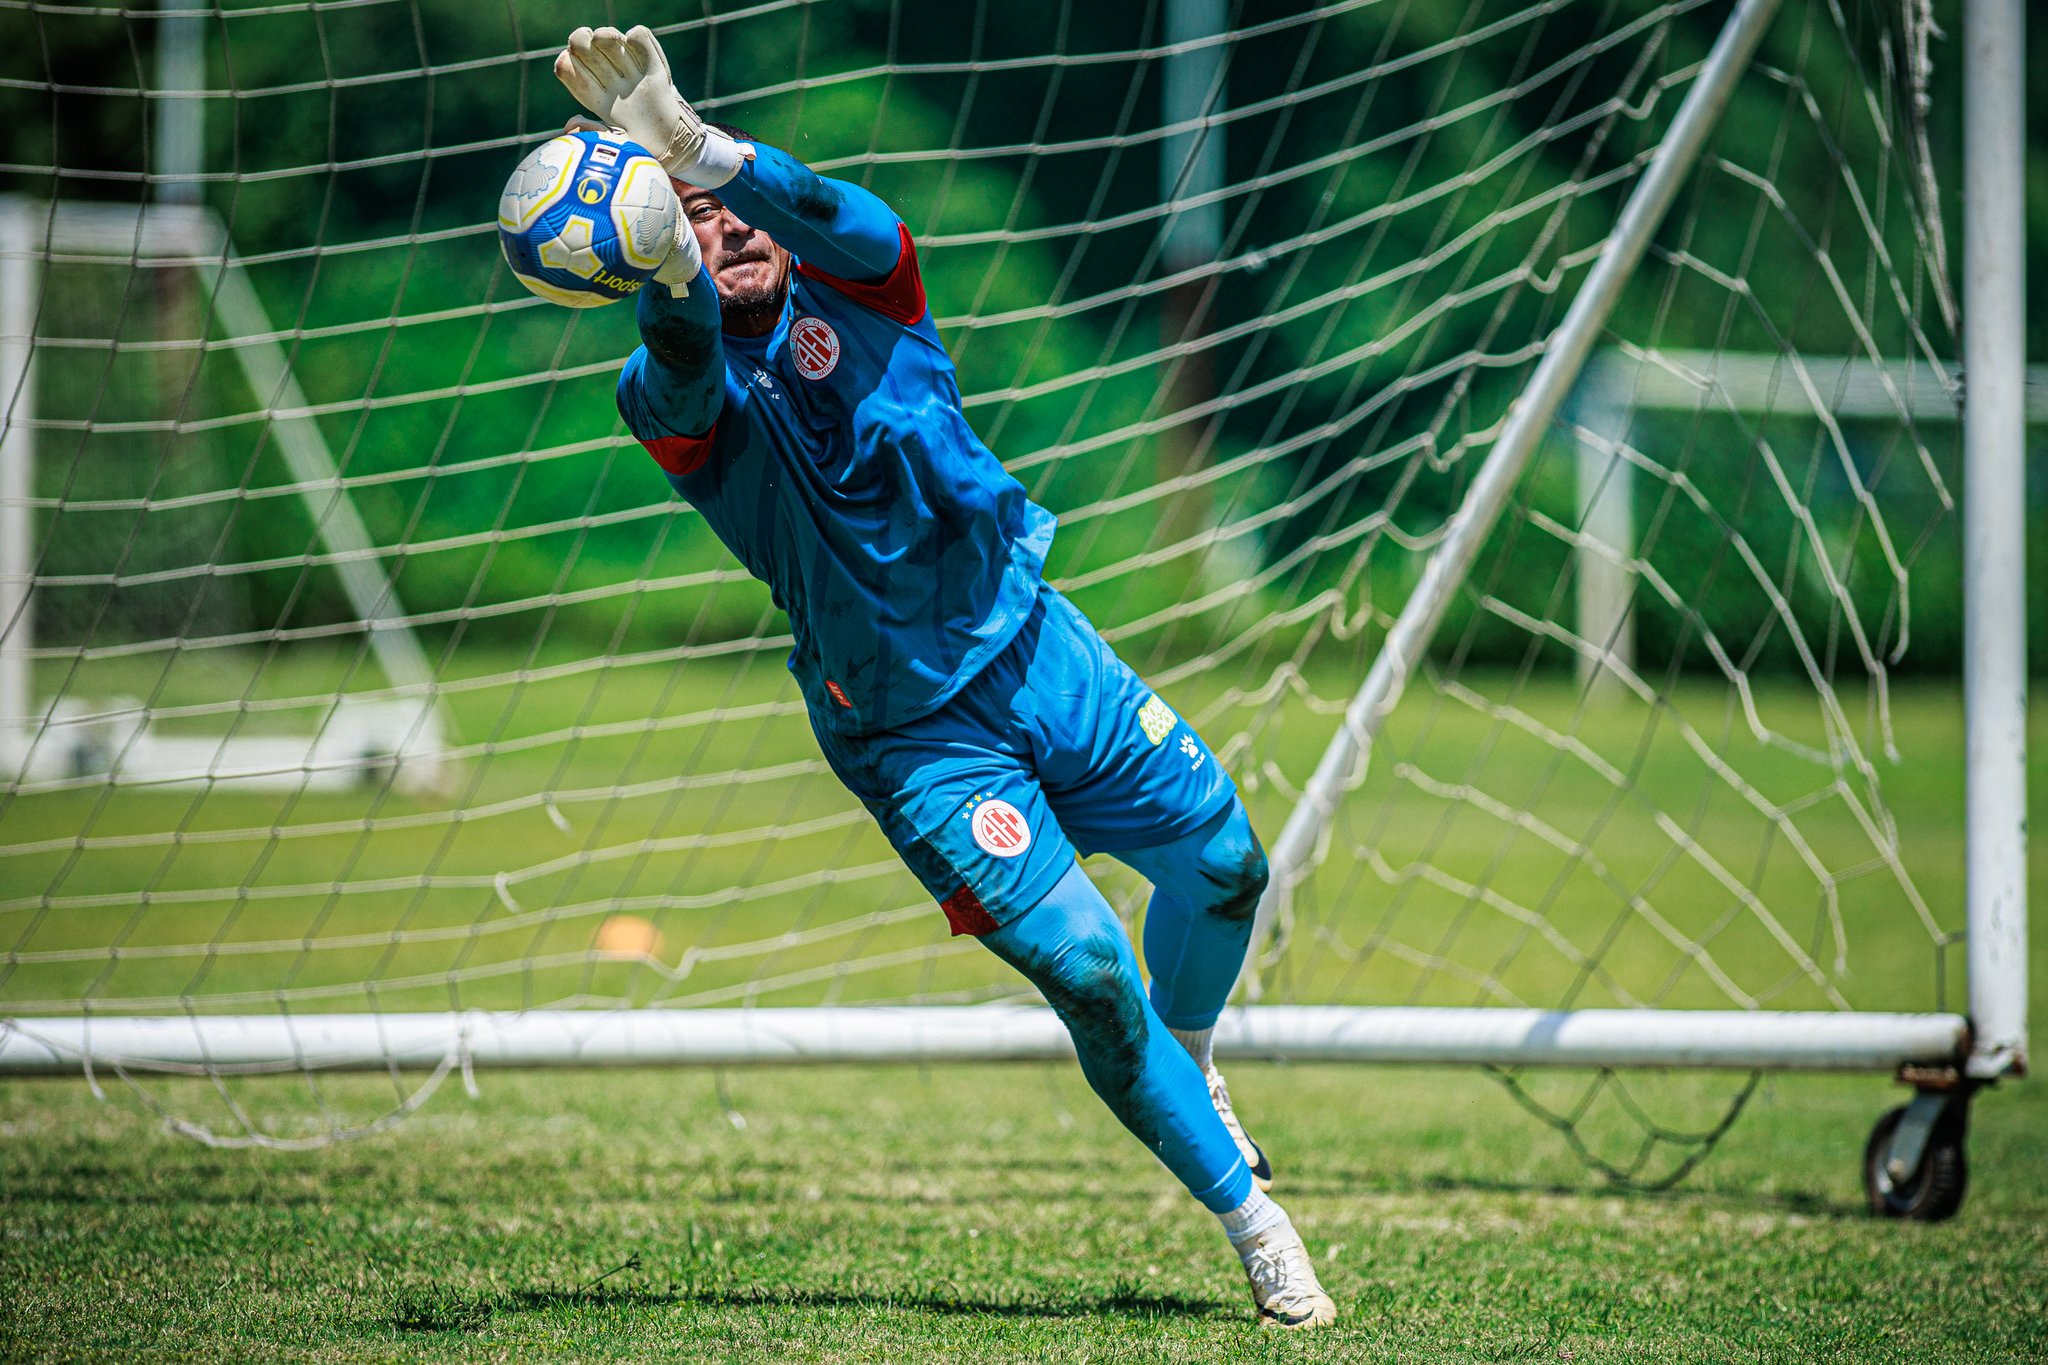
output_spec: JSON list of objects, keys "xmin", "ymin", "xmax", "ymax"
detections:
[{"xmin": 498, "ymin": 131, "xmax": 680, "ymax": 308}]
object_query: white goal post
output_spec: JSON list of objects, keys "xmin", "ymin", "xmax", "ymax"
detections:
[{"xmin": 0, "ymin": 0, "xmax": 2026, "ymax": 1197}]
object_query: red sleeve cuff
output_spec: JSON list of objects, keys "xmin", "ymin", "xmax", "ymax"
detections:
[
  {"xmin": 795, "ymin": 223, "xmax": 927, "ymax": 326},
  {"xmin": 640, "ymin": 426, "xmax": 717, "ymax": 478}
]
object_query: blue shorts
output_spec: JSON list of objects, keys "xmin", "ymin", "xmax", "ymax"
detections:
[{"xmin": 811, "ymin": 586, "xmax": 1238, "ymax": 935}]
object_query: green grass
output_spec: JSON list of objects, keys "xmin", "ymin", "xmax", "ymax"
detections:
[{"xmin": 3, "ymin": 1060, "xmax": 2045, "ymax": 1361}]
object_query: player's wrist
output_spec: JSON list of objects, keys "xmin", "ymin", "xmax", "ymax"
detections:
[
  {"xmin": 652, "ymin": 224, "xmax": 703, "ymax": 296},
  {"xmin": 673, "ymin": 127, "xmax": 748, "ymax": 189}
]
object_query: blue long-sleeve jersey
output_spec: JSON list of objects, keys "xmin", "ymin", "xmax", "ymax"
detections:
[{"xmin": 615, "ymin": 143, "xmax": 1056, "ymax": 736}]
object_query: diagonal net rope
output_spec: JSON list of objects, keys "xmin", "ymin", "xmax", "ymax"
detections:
[{"xmin": 0, "ymin": 0, "xmax": 1958, "ymax": 1167}]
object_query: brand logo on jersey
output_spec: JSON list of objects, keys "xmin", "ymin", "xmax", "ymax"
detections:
[
  {"xmin": 1179, "ymin": 732, "xmax": 1206, "ymax": 771},
  {"xmin": 790, "ymin": 316, "xmax": 841, "ymax": 380},
  {"xmin": 968, "ymin": 798, "xmax": 1031, "ymax": 858},
  {"xmin": 1137, "ymin": 694, "xmax": 1177, "ymax": 745},
  {"xmin": 825, "ymin": 679, "xmax": 853, "ymax": 709}
]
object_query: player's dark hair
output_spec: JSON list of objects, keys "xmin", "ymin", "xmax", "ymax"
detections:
[{"xmin": 709, "ymin": 121, "xmax": 760, "ymax": 146}]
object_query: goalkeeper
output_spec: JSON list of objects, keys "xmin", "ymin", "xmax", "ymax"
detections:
[{"xmin": 556, "ymin": 25, "xmax": 1335, "ymax": 1330}]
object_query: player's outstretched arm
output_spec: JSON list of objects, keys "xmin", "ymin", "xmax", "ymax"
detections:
[
  {"xmin": 630, "ymin": 249, "xmax": 724, "ymax": 439},
  {"xmin": 711, "ymin": 143, "xmax": 904, "ymax": 284},
  {"xmin": 611, "ymin": 205, "xmax": 722, "ymax": 446},
  {"xmin": 555, "ymin": 23, "xmax": 904, "ymax": 283}
]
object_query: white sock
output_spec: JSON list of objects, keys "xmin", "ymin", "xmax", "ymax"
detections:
[
  {"xmin": 1169, "ymin": 1025, "xmax": 1215, "ymax": 1072},
  {"xmin": 1217, "ymin": 1187, "xmax": 1288, "ymax": 1250}
]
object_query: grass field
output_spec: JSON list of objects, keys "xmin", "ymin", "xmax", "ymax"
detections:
[
  {"xmin": 3, "ymin": 1060, "xmax": 2045, "ymax": 1361},
  {"xmin": 2, "ymin": 667, "xmax": 2044, "ymax": 1360}
]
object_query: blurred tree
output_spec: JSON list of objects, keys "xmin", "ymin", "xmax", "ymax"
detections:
[{"xmin": 0, "ymin": 0, "xmax": 2034, "ymax": 670}]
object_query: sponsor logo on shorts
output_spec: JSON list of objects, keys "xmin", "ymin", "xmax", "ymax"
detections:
[
  {"xmin": 790, "ymin": 316, "xmax": 841, "ymax": 380},
  {"xmin": 967, "ymin": 797, "xmax": 1031, "ymax": 858},
  {"xmin": 1137, "ymin": 693, "xmax": 1177, "ymax": 745}
]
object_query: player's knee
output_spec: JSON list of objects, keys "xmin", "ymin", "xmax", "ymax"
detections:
[
  {"xmin": 1035, "ymin": 926, "xmax": 1149, "ymax": 1058},
  {"xmin": 990, "ymin": 868, "xmax": 1152, "ymax": 1068},
  {"xmin": 1192, "ymin": 802, "xmax": 1268, "ymax": 925}
]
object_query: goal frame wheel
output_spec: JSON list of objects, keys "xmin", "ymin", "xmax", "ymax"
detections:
[{"xmin": 1863, "ymin": 1087, "xmax": 1971, "ymax": 1223}]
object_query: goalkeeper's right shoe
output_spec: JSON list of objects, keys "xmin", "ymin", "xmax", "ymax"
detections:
[
  {"xmin": 1206, "ymin": 1065, "xmax": 1274, "ymax": 1192},
  {"xmin": 1237, "ymin": 1219, "xmax": 1337, "ymax": 1329}
]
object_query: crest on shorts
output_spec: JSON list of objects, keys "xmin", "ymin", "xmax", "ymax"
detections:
[
  {"xmin": 967, "ymin": 797, "xmax": 1031, "ymax": 858},
  {"xmin": 1137, "ymin": 694, "xmax": 1177, "ymax": 745},
  {"xmin": 790, "ymin": 316, "xmax": 841, "ymax": 380}
]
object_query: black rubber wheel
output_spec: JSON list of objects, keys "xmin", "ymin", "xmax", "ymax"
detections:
[{"xmin": 1863, "ymin": 1103, "xmax": 1968, "ymax": 1222}]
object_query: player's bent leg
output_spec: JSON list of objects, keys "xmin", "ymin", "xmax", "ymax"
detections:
[
  {"xmin": 980, "ymin": 861, "xmax": 1248, "ymax": 1211},
  {"xmin": 979, "ymin": 861, "xmax": 1334, "ymax": 1329},
  {"xmin": 1114, "ymin": 798, "xmax": 1275, "ymax": 1190},
  {"xmin": 1117, "ymin": 797, "xmax": 1268, "ymax": 1032}
]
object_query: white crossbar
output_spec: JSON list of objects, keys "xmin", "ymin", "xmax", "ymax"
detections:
[{"xmin": 0, "ymin": 1007, "xmax": 1967, "ymax": 1077}]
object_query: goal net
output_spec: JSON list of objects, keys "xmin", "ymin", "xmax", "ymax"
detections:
[{"xmin": 0, "ymin": 0, "xmax": 1974, "ymax": 1164}]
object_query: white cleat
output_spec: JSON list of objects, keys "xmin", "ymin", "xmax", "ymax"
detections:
[
  {"xmin": 1206, "ymin": 1065, "xmax": 1274, "ymax": 1192},
  {"xmin": 1238, "ymin": 1219, "xmax": 1337, "ymax": 1330}
]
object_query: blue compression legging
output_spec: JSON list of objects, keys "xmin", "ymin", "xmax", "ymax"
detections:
[
  {"xmin": 978, "ymin": 799, "xmax": 1268, "ymax": 1212},
  {"xmin": 1119, "ymin": 801, "xmax": 1269, "ymax": 1033}
]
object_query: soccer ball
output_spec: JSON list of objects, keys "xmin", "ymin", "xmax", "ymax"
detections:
[{"xmin": 497, "ymin": 130, "xmax": 680, "ymax": 308}]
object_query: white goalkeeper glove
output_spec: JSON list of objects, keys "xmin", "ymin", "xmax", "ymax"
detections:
[{"xmin": 555, "ymin": 25, "xmax": 748, "ymax": 189}]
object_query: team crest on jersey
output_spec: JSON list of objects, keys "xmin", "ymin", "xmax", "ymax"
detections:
[
  {"xmin": 790, "ymin": 316, "xmax": 841, "ymax": 380},
  {"xmin": 1137, "ymin": 694, "xmax": 1177, "ymax": 745},
  {"xmin": 966, "ymin": 796, "xmax": 1031, "ymax": 858}
]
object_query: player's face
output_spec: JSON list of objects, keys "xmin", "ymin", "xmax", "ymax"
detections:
[{"xmin": 678, "ymin": 183, "xmax": 791, "ymax": 336}]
